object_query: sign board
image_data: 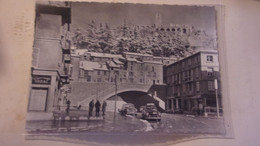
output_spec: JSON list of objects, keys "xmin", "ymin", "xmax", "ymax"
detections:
[{"xmin": 32, "ymin": 75, "xmax": 51, "ymax": 85}]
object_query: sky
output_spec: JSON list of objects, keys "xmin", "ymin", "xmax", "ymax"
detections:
[{"xmin": 71, "ymin": 2, "xmax": 217, "ymax": 36}]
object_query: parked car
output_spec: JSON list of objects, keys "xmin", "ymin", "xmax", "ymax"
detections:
[
  {"xmin": 118, "ymin": 103, "xmax": 137, "ymax": 116},
  {"xmin": 142, "ymin": 103, "xmax": 161, "ymax": 121}
]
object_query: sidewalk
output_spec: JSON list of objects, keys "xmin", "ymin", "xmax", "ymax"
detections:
[
  {"xmin": 26, "ymin": 112, "xmax": 54, "ymax": 121},
  {"xmin": 170, "ymin": 113, "xmax": 224, "ymax": 120}
]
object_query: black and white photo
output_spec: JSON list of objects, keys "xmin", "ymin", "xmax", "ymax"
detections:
[{"xmin": 25, "ymin": 1, "xmax": 229, "ymax": 144}]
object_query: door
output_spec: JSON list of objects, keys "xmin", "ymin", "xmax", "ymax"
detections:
[{"xmin": 28, "ymin": 88, "xmax": 48, "ymax": 111}]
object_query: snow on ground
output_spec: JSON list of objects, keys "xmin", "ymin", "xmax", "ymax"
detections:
[{"xmin": 139, "ymin": 119, "xmax": 153, "ymax": 132}]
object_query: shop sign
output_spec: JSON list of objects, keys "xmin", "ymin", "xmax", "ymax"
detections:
[{"xmin": 32, "ymin": 75, "xmax": 51, "ymax": 84}]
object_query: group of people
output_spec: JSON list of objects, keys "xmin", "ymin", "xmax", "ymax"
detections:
[
  {"xmin": 89, "ymin": 100, "xmax": 107, "ymax": 117},
  {"xmin": 64, "ymin": 99, "xmax": 107, "ymax": 117}
]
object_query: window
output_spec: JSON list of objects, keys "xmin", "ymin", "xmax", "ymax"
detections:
[
  {"xmin": 196, "ymin": 82, "xmax": 200, "ymax": 92},
  {"xmin": 208, "ymin": 81, "xmax": 214, "ymax": 91},
  {"xmin": 153, "ymin": 72, "xmax": 156, "ymax": 77},
  {"xmin": 97, "ymin": 70, "xmax": 100, "ymax": 75},
  {"xmin": 194, "ymin": 56, "xmax": 198, "ymax": 63},
  {"xmin": 183, "ymin": 29, "xmax": 186, "ymax": 33},
  {"xmin": 207, "ymin": 67, "xmax": 214, "ymax": 76},
  {"xmin": 130, "ymin": 66, "xmax": 133, "ymax": 70},
  {"xmin": 195, "ymin": 68, "xmax": 199, "ymax": 78},
  {"xmin": 104, "ymin": 71, "xmax": 106, "ymax": 76},
  {"xmin": 207, "ymin": 55, "xmax": 213, "ymax": 62},
  {"xmin": 190, "ymin": 70, "xmax": 193, "ymax": 79},
  {"xmin": 157, "ymin": 80, "xmax": 160, "ymax": 84},
  {"xmin": 188, "ymin": 59, "xmax": 191, "ymax": 66},
  {"xmin": 152, "ymin": 66, "xmax": 154, "ymax": 71},
  {"xmin": 87, "ymin": 76, "xmax": 91, "ymax": 82},
  {"xmin": 182, "ymin": 84, "xmax": 186, "ymax": 92},
  {"xmin": 84, "ymin": 70, "xmax": 88, "ymax": 77}
]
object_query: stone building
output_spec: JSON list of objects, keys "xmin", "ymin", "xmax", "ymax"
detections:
[
  {"xmin": 71, "ymin": 51, "xmax": 164, "ymax": 85},
  {"xmin": 165, "ymin": 50, "xmax": 221, "ymax": 114},
  {"xmin": 28, "ymin": 2, "xmax": 71, "ymax": 112}
]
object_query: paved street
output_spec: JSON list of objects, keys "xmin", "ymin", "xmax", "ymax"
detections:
[
  {"xmin": 26, "ymin": 112, "xmax": 225, "ymax": 134},
  {"xmin": 26, "ymin": 112, "xmax": 226, "ymax": 145}
]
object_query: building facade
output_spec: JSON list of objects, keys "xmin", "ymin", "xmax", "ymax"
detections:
[
  {"xmin": 165, "ymin": 50, "xmax": 221, "ymax": 114},
  {"xmin": 70, "ymin": 51, "xmax": 164, "ymax": 85},
  {"xmin": 28, "ymin": 2, "xmax": 71, "ymax": 112}
]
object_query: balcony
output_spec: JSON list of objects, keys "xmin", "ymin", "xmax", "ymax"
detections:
[
  {"xmin": 61, "ymin": 40, "xmax": 71, "ymax": 54},
  {"xmin": 184, "ymin": 76, "xmax": 194, "ymax": 82},
  {"xmin": 64, "ymin": 54, "xmax": 71, "ymax": 63}
]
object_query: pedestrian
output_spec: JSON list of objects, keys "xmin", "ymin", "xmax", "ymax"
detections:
[
  {"xmin": 95, "ymin": 100, "xmax": 101, "ymax": 117},
  {"xmin": 66, "ymin": 99, "xmax": 71, "ymax": 114},
  {"xmin": 102, "ymin": 101, "xmax": 107, "ymax": 116},
  {"xmin": 89, "ymin": 100, "xmax": 94, "ymax": 117},
  {"xmin": 199, "ymin": 102, "xmax": 203, "ymax": 115},
  {"xmin": 57, "ymin": 98, "xmax": 62, "ymax": 111}
]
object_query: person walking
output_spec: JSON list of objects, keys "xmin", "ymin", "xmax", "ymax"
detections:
[
  {"xmin": 66, "ymin": 99, "xmax": 71, "ymax": 114},
  {"xmin": 95, "ymin": 100, "xmax": 101, "ymax": 117},
  {"xmin": 89, "ymin": 100, "xmax": 94, "ymax": 117},
  {"xmin": 102, "ymin": 101, "xmax": 107, "ymax": 116},
  {"xmin": 199, "ymin": 102, "xmax": 203, "ymax": 116}
]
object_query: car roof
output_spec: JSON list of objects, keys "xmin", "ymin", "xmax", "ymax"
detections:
[{"xmin": 146, "ymin": 103, "xmax": 155, "ymax": 105}]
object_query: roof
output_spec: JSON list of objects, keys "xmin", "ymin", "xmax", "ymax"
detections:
[
  {"xmin": 72, "ymin": 49, "xmax": 88, "ymax": 56},
  {"xmin": 107, "ymin": 60, "xmax": 120, "ymax": 68},
  {"xmin": 113, "ymin": 58, "xmax": 124, "ymax": 65},
  {"xmin": 143, "ymin": 60, "xmax": 163, "ymax": 65},
  {"xmin": 86, "ymin": 52, "xmax": 124, "ymax": 59},
  {"xmin": 126, "ymin": 58, "xmax": 142, "ymax": 63},
  {"xmin": 152, "ymin": 56, "xmax": 177, "ymax": 60},
  {"xmin": 124, "ymin": 52, "xmax": 153, "ymax": 57},
  {"xmin": 80, "ymin": 61, "xmax": 108, "ymax": 71},
  {"xmin": 166, "ymin": 50, "xmax": 218, "ymax": 67}
]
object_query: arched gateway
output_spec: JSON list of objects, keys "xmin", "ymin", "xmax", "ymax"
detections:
[{"xmin": 67, "ymin": 82, "xmax": 166, "ymax": 111}]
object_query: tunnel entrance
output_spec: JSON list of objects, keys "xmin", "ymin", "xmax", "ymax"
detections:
[{"xmin": 106, "ymin": 91, "xmax": 163, "ymax": 112}]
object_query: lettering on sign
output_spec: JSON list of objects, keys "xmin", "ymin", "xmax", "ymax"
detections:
[{"xmin": 32, "ymin": 75, "xmax": 51, "ymax": 84}]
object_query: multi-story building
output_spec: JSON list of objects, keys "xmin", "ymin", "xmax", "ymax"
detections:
[
  {"xmin": 82, "ymin": 52, "xmax": 124, "ymax": 64},
  {"xmin": 71, "ymin": 51, "xmax": 164, "ymax": 85},
  {"xmin": 28, "ymin": 2, "xmax": 71, "ymax": 112},
  {"xmin": 165, "ymin": 50, "xmax": 221, "ymax": 114}
]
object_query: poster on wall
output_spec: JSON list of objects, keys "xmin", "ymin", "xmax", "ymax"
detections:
[{"xmin": 25, "ymin": 1, "xmax": 232, "ymax": 145}]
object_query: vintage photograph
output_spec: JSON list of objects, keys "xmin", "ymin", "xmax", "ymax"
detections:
[{"xmin": 26, "ymin": 1, "xmax": 226, "ymax": 144}]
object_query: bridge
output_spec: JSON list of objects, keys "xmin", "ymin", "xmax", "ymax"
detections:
[{"xmin": 67, "ymin": 82, "xmax": 166, "ymax": 111}]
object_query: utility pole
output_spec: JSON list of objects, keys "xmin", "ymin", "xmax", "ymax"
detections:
[
  {"xmin": 214, "ymin": 79, "xmax": 220, "ymax": 118},
  {"xmin": 114, "ymin": 73, "xmax": 118, "ymax": 120}
]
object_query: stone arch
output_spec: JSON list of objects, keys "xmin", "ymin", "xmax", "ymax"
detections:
[{"xmin": 101, "ymin": 88, "xmax": 149, "ymax": 101}]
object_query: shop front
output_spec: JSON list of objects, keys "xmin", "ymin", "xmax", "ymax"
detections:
[{"xmin": 28, "ymin": 69, "xmax": 62, "ymax": 113}]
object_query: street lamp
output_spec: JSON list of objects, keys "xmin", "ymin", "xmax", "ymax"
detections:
[
  {"xmin": 114, "ymin": 72, "xmax": 118, "ymax": 120},
  {"xmin": 214, "ymin": 79, "xmax": 220, "ymax": 118}
]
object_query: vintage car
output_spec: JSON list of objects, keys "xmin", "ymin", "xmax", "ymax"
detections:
[
  {"xmin": 118, "ymin": 103, "xmax": 137, "ymax": 116},
  {"xmin": 142, "ymin": 103, "xmax": 161, "ymax": 121}
]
